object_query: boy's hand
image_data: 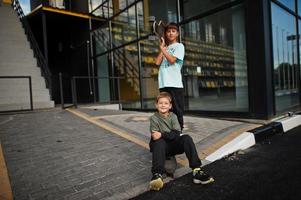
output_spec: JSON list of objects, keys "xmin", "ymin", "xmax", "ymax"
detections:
[{"xmin": 151, "ymin": 130, "xmax": 162, "ymax": 140}]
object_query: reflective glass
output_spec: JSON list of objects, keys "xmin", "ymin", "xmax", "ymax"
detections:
[
  {"xmin": 115, "ymin": 44, "xmax": 141, "ymax": 109},
  {"xmin": 299, "ymin": 0, "xmax": 301, "ymax": 15},
  {"xmin": 93, "ymin": 23, "xmax": 110, "ymax": 55},
  {"xmin": 140, "ymin": 39, "xmax": 161, "ymax": 109},
  {"xmin": 96, "ymin": 54, "xmax": 110, "ymax": 102},
  {"xmin": 111, "ymin": 5, "xmax": 137, "ymax": 47},
  {"xmin": 182, "ymin": 5, "xmax": 248, "ymax": 112},
  {"xmin": 137, "ymin": 1, "xmax": 148, "ymax": 37},
  {"xmin": 148, "ymin": 0, "xmax": 177, "ymax": 23},
  {"xmin": 276, "ymin": 0, "xmax": 295, "ymax": 11},
  {"xmin": 182, "ymin": 0, "xmax": 235, "ymax": 20},
  {"xmin": 271, "ymin": 3, "xmax": 299, "ymax": 112}
]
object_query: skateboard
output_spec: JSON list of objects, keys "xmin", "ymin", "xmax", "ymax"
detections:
[{"xmin": 164, "ymin": 156, "xmax": 177, "ymax": 178}]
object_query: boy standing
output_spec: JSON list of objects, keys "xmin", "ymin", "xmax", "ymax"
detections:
[
  {"xmin": 149, "ymin": 92, "xmax": 214, "ymax": 191},
  {"xmin": 155, "ymin": 22, "xmax": 185, "ymax": 130}
]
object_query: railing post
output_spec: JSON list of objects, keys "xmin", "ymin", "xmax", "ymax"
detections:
[
  {"xmin": 28, "ymin": 76, "xmax": 33, "ymax": 110},
  {"xmin": 71, "ymin": 77, "xmax": 78, "ymax": 108},
  {"xmin": 59, "ymin": 73, "xmax": 64, "ymax": 109}
]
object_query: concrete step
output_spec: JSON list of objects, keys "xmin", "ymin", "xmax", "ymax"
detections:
[
  {"xmin": 0, "ymin": 77, "xmax": 47, "ymax": 88},
  {"xmin": 0, "ymin": 65, "xmax": 42, "ymax": 76},
  {"xmin": 0, "ymin": 55, "xmax": 37, "ymax": 65},
  {"xmin": 0, "ymin": 101, "xmax": 55, "ymax": 112},
  {"xmin": 0, "ymin": 38, "xmax": 30, "ymax": 48},
  {"xmin": 0, "ymin": 3, "xmax": 54, "ymax": 111},
  {"xmin": 0, "ymin": 92, "xmax": 52, "ymax": 103}
]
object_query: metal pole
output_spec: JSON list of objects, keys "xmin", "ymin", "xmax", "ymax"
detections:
[
  {"xmin": 89, "ymin": 17, "xmax": 97, "ymax": 103},
  {"xmin": 71, "ymin": 77, "xmax": 78, "ymax": 108},
  {"xmin": 59, "ymin": 72, "xmax": 64, "ymax": 109},
  {"xmin": 86, "ymin": 40, "xmax": 93, "ymax": 96},
  {"xmin": 136, "ymin": 3, "xmax": 144, "ymax": 109},
  {"xmin": 109, "ymin": 20, "xmax": 115, "ymax": 102},
  {"xmin": 28, "ymin": 76, "xmax": 33, "ymax": 111}
]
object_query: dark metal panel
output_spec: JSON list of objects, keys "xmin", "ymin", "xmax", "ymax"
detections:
[{"xmin": 245, "ymin": 0, "xmax": 274, "ymax": 119}]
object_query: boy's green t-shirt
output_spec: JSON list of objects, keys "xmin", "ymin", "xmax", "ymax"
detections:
[
  {"xmin": 158, "ymin": 42, "xmax": 185, "ymax": 89},
  {"xmin": 149, "ymin": 112, "xmax": 181, "ymax": 134}
]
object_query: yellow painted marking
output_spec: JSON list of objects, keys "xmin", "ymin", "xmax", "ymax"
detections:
[
  {"xmin": 42, "ymin": 7, "xmax": 101, "ymax": 20},
  {"xmin": 27, "ymin": 4, "xmax": 43, "ymax": 16},
  {"xmin": 67, "ymin": 108, "xmax": 150, "ymax": 150},
  {"xmin": 67, "ymin": 109, "xmax": 188, "ymax": 165},
  {"xmin": 0, "ymin": 143, "xmax": 13, "ymax": 200},
  {"xmin": 199, "ymin": 124, "xmax": 261, "ymax": 159},
  {"xmin": 90, "ymin": 113, "xmax": 146, "ymax": 120},
  {"xmin": 67, "ymin": 108, "xmax": 259, "ymax": 167},
  {"xmin": 27, "ymin": 5, "xmax": 102, "ymax": 21}
]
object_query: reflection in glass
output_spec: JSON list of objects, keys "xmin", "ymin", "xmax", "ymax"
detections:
[
  {"xmin": 148, "ymin": 0, "xmax": 177, "ymax": 23},
  {"xmin": 90, "ymin": 0, "xmax": 113, "ymax": 18},
  {"xmin": 140, "ymin": 39, "xmax": 161, "ymax": 109},
  {"xmin": 93, "ymin": 23, "xmax": 110, "ymax": 55},
  {"xmin": 276, "ymin": 0, "xmax": 295, "ymax": 11},
  {"xmin": 182, "ymin": 0, "xmax": 234, "ymax": 20},
  {"xmin": 112, "ymin": 5, "xmax": 137, "ymax": 47},
  {"xmin": 96, "ymin": 54, "xmax": 110, "ymax": 102},
  {"xmin": 272, "ymin": 3, "xmax": 299, "ymax": 112},
  {"xmin": 299, "ymin": 0, "xmax": 301, "ymax": 15},
  {"xmin": 182, "ymin": 5, "xmax": 248, "ymax": 111},
  {"xmin": 115, "ymin": 44, "xmax": 141, "ymax": 109}
]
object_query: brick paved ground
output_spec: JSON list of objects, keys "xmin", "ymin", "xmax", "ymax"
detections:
[{"xmin": 0, "ymin": 107, "xmax": 258, "ymax": 200}]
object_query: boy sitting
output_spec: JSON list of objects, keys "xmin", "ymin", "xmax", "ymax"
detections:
[{"xmin": 149, "ymin": 92, "xmax": 214, "ymax": 190}]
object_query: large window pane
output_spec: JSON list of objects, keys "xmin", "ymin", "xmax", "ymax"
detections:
[
  {"xmin": 93, "ymin": 23, "xmax": 110, "ymax": 55},
  {"xmin": 140, "ymin": 39, "xmax": 160, "ymax": 109},
  {"xmin": 271, "ymin": 3, "xmax": 299, "ymax": 112},
  {"xmin": 182, "ymin": 0, "xmax": 235, "ymax": 20},
  {"xmin": 299, "ymin": 0, "xmax": 301, "ymax": 16},
  {"xmin": 112, "ymin": 5, "xmax": 137, "ymax": 47},
  {"xmin": 115, "ymin": 44, "xmax": 141, "ymax": 109},
  {"xmin": 276, "ymin": 0, "xmax": 295, "ymax": 11},
  {"xmin": 148, "ymin": 0, "xmax": 177, "ymax": 23},
  {"xmin": 182, "ymin": 5, "xmax": 248, "ymax": 112}
]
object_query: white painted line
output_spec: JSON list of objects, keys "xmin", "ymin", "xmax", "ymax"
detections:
[
  {"xmin": 277, "ymin": 115, "xmax": 301, "ymax": 133},
  {"xmin": 205, "ymin": 132, "xmax": 255, "ymax": 163}
]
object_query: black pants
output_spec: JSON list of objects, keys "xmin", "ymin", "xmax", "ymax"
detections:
[
  {"xmin": 150, "ymin": 135, "xmax": 202, "ymax": 175},
  {"xmin": 159, "ymin": 87, "xmax": 184, "ymax": 130}
]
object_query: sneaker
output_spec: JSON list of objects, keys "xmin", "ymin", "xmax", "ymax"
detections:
[
  {"xmin": 192, "ymin": 168, "xmax": 214, "ymax": 184},
  {"xmin": 149, "ymin": 173, "xmax": 164, "ymax": 191}
]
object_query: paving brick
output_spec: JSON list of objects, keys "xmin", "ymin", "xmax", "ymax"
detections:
[{"xmin": 0, "ymin": 108, "xmax": 255, "ymax": 200}]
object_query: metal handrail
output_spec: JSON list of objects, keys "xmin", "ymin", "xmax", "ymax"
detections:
[
  {"xmin": 11, "ymin": 0, "xmax": 52, "ymax": 98},
  {"xmin": 59, "ymin": 73, "xmax": 125, "ymax": 109},
  {"xmin": 93, "ymin": 28, "xmax": 140, "ymax": 87}
]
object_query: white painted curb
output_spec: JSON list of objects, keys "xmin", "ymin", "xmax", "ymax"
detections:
[
  {"xmin": 204, "ymin": 114, "xmax": 301, "ymax": 164},
  {"xmin": 277, "ymin": 115, "xmax": 301, "ymax": 133},
  {"xmin": 205, "ymin": 132, "xmax": 255, "ymax": 163}
]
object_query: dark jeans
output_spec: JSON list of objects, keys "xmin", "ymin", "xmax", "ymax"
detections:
[
  {"xmin": 159, "ymin": 87, "xmax": 184, "ymax": 130},
  {"xmin": 150, "ymin": 135, "xmax": 202, "ymax": 175}
]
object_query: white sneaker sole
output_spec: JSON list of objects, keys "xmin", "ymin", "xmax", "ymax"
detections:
[{"xmin": 193, "ymin": 177, "xmax": 215, "ymax": 184}]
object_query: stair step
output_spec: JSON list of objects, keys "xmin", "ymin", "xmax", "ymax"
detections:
[
  {"xmin": 0, "ymin": 101, "xmax": 55, "ymax": 112},
  {"xmin": 0, "ymin": 4, "xmax": 54, "ymax": 111}
]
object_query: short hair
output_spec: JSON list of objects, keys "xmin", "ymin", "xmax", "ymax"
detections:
[
  {"xmin": 156, "ymin": 92, "xmax": 172, "ymax": 103},
  {"xmin": 165, "ymin": 22, "xmax": 179, "ymax": 32}
]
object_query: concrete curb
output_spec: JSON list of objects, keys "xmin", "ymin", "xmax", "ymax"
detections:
[{"xmin": 204, "ymin": 114, "xmax": 301, "ymax": 164}]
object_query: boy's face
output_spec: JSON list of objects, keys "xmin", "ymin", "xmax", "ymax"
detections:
[
  {"xmin": 156, "ymin": 97, "xmax": 172, "ymax": 115},
  {"xmin": 165, "ymin": 28, "xmax": 179, "ymax": 43}
]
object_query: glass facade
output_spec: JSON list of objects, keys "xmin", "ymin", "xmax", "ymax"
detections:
[
  {"xmin": 182, "ymin": 5, "xmax": 248, "ymax": 111},
  {"xmin": 88, "ymin": 0, "xmax": 301, "ymax": 117},
  {"xmin": 271, "ymin": 1, "xmax": 300, "ymax": 113}
]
